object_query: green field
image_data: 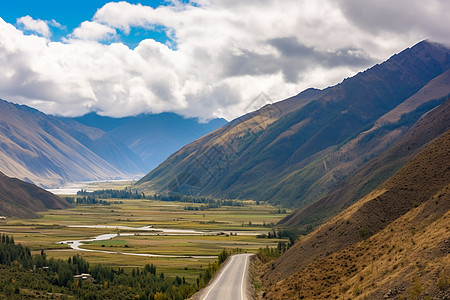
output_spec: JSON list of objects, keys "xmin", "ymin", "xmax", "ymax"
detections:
[{"xmin": 0, "ymin": 197, "xmax": 288, "ymax": 280}]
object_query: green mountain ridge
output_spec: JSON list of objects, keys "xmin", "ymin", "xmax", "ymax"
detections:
[
  {"xmin": 280, "ymin": 93, "xmax": 450, "ymax": 230},
  {"xmin": 136, "ymin": 41, "xmax": 450, "ymax": 214}
]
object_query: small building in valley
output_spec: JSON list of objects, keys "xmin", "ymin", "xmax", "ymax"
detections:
[{"xmin": 73, "ymin": 273, "xmax": 93, "ymax": 281}]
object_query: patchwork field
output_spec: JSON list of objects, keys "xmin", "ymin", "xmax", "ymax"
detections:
[{"xmin": 0, "ymin": 195, "xmax": 288, "ymax": 280}]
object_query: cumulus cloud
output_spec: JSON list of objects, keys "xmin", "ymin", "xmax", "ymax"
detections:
[
  {"xmin": 267, "ymin": 37, "xmax": 373, "ymax": 82},
  {"xmin": 1, "ymin": 0, "xmax": 450, "ymax": 121},
  {"xmin": 16, "ymin": 15, "xmax": 51, "ymax": 37},
  {"xmin": 337, "ymin": 0, "xmax": 450, "ymax": 38},
  {"xmin": 70, "ymin": 21, "xmax": 116, "ymax": 41}
]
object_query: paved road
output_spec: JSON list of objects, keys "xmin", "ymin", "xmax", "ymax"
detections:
[{"xmin": 202, "ymin": 254, "xmax": 253, "ymax": 300}]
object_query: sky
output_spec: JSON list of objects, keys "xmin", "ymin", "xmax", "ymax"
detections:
[{"xmin": 0, "ymin": 0, "xmax": 449, "ymax": 121}]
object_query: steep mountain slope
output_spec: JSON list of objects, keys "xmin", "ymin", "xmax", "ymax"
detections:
[
  {"xmin": 0, "ymin": 100, "xmax": 130, "ymax": 187},
  {"xmin": 260, "ymin": 128, "xmax": 450, "ymax": 299},
  {"xmin": 0, "ymin": 172, "xmax": 71, "ymax": 218},
  {"xmin": 137, "ymin": 41, "xmax": 450, "ymax": 208},
  {"xmin": 72, "ymin": 113, "xmax": 227, "ymax": 171},
  {"xmin": 280, "ymin": 80, "xmax": 450, "ymax": 230}
]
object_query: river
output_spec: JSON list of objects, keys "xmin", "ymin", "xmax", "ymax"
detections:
[{"xmin": 59, "ymin": 225, "xmax": 227, "ymax": 258}]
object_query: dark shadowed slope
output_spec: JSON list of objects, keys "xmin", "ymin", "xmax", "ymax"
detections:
[{"xmin": 0, "ymin": 172, "xmax": 71, "ymax": 218}]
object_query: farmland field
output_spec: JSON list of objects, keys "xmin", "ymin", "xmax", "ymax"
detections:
[{"xmin": 0, "ymin": 194, "xmax": 288, "ymax": 280}]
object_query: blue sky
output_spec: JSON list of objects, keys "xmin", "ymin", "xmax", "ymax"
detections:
[
  {"xmin": 1, "ymin": 0, "xmax": 174, "ymax": 47},
  {"xmin": 0, "ymin": 0, "xmax": 448, "ymax": 120}
]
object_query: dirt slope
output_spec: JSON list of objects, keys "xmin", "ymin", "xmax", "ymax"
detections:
[{"xmin": 260, "ymin": 129, "xmax": 450, "ymax": 299}]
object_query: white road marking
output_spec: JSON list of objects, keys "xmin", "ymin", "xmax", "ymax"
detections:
[
  {"xmin": 240, "ymin": 255, "xmax": 249, "ymax": 300},
  {"xmin": 202, "ymin": 255, "xmax": 236, "ymax": 300}
]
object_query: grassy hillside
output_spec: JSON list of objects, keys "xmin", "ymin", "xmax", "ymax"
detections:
[
  {"xmin": 280, "ymin": 94, "xmax": 450, "ymax": 230},
  {"xmin": 259, "ymin": 129, "xmax": 450, "ymax": 299}
]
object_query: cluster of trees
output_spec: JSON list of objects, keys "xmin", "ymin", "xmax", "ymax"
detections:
[
  {"xmin": 154, "ymin": 194, "xmax": 243, "ymax": 208},
  {"xmin": 257, "ymin": 244, "xmax": 286, "ymax": 263},
  {"xmin": 256, "ymin": 229, "xmax": 301, "ymax": 263},
  {"xmin": 257, "ymin": 228, "xmax": 299, "ymax": 246},
  {"xmin": 0, "ymin": 233, "xmax": 235, "ymax": 299},
  {"xmin": 276, "ymin": 208, "xmax": 287, "ymax": 214},
  {"xmin": 183, "ymin": 199, "xmax": 243, "ymax": 211},
  {"xmin": 65, "ymin": 196, "xmax": 121, "ymax": 206},
  {"xmin": 0, "ymin": 234, "xmax": 31, "ymax": 269},
  {"xmin": 74, "ymin": 188, "xmax": 244, "ymax": 208},
  {"xmin": 77, "ymin": 188, "xmax": 145, "ymax": 200}
]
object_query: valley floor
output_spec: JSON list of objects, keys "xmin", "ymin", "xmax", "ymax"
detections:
[{"xmin": 0, "ymin": 196, "xmax": 288, "ymax": 281}]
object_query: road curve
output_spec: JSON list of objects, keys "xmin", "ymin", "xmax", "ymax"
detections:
[{"xmin": 201, "ymin": 253, "xmax": 253, "ymax": 300}]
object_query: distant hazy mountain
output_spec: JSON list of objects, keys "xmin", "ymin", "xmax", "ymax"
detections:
[
  {"xmin": 136, "ymin": 41, "xmax": 450, "ymax": 210},
  {"xmin": 72, "ymin": 112, "xmax": 227, "ymax": 171},
  {"xmin": 0, "ymin": 100, "xmax": 137, "ymax": 187},
  {"xmin": 0, "ymin": 98, "xmax": 226, "ymax": 188},
  {"xmin": 0, "ymin": 171, "xmax": 71, "ymax": 218}
]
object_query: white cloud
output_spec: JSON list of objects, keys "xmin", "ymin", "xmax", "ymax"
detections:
[
  {"xmin": 337, "ymin": 0, "xmax": 450, "ymax": 38},
  {"xmin": 16, "ymin": 15, "xmax": 51, "ymax": 37},
  {"xmin": 1, "ymin": 0, "xmax": 450, "ymax": 121},
  {"xmin": 48, "ymin": 19, "xmax": 63, "ymax": 29},
  {"xmin": 71, "ymin": 21, "xmax": 116, "ymax": 41}
]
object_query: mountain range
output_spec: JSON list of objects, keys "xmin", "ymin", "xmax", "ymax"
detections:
[
  {"xmin": 71, "ymin": 112, "xmax": 227, "ymax": 171},
  {"xmin": 136, "ymin": 41, "xmax": 450, "ymax": 219},
  {"xmin": 0, "ymin": 100, "xmax": 126, "ymax": 188},
  {"xmin": 0, "ymin": 37, "xmax": 448, "ymax": 297},
  {"xmin": 0, "ymin": 100, "xmax": 226, "ymax": 188}
]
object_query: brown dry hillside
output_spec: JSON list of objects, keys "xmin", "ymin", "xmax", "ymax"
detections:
[
  {"xmin": 260, "ymin": 129, "xmax": 450, "ymax": 299},
  {"xmin": 0, "ymin": 172, "xmax": 71, "ymax": 218},
  {"xmin": 280, "ymin": 95, "xmax": 450, "ymax": 230}
]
